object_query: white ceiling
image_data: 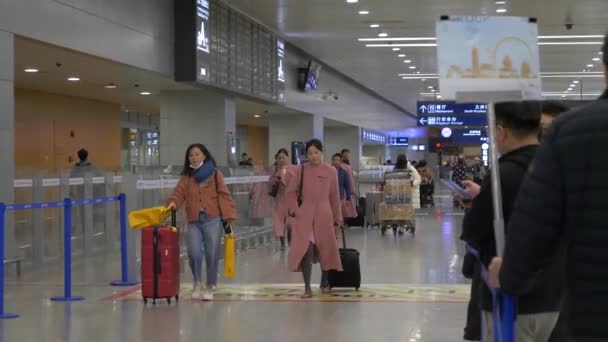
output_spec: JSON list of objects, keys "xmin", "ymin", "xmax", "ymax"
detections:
[{"xmin": 223, "ymin": 0, "xmax": 607, "ymax": 113}]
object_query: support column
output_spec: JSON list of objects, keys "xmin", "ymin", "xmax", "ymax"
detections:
[
  {"xmin": 268, "ymin": 113, "xmax": 324, "ymax": 165},
  {"xmin": 0, "ymin": 31, "xmax": 15, "ymax": 258},
  {"xmin": 323, "ymin": 125, "xmax": 362, "ymax": 170},
  {"xmin": 160, "ymin": 90, "xmax": 237, "ymax": 167}
]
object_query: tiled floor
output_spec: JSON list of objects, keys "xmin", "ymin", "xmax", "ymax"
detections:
[{"xmin": 1, "ymin": 207, "xmax": 471, "ymax": 342}]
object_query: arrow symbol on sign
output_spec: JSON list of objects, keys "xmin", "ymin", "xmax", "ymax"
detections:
[
  {"xmin": 419, "ymin": 117, "xmax": 428, "ymax": 125},
  {"xmin": 419, "ymin": 105, "xmax": 427, "ymax": 113}
]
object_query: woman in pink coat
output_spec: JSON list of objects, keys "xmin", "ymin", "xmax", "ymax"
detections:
[
  {"xmin": 285, "ymin": 139, "xmax": 343, "ymax": 298},
  {"xmin": 270, "ymin": 148, "xmax": 293, "ymax": 250}
]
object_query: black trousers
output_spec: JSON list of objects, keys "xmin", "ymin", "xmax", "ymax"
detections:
[{"xmin": 464, "ymin": 262, "xmax": 482, "ymax": 341}]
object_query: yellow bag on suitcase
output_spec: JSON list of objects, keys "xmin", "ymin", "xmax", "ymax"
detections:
[
  {"xmin": 224, "ymin": 234, "xmax": 236, "ymax": 278},
  {"xmin": 128, "ymin": 206, "xmax": 172, "ymax": 229}
]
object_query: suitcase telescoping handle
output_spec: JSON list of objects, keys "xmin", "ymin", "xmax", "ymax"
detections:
[
  {"xmin": 171, "ymin": 208, "xmax": 176, "ymax": 227},
  {"xmin": 340, "ymin": 225, "xmax": 347, "ymax": 249}
]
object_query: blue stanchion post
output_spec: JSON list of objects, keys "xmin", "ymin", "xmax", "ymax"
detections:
[
  {"xmin": 501, "ymin": 293, "xmax": 516, "ymax": 342},
  {"xmin": 0, "ymin": 203, "xmax": 18, "ymax": 319},
  {"xmin": 51, "ymin": 198, "xmax": 85, "ymax": 302},
  {"xmin": 110, "ymin": 193, "xmax": 138, "ymax": 286}
]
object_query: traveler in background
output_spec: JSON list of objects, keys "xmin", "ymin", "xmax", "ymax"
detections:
[
  {"xmin": 338, "ymin": 149, "xmax": 358, "ymax": 224},
  {"xmin": 489, "ymin": 34, "xmax": 608, "ymax": 342},
  {"xmin": 459, "ymin": 101, "xmax": 561, "ymax": 342},
  {"xmin": 270, "ymin": 148, "xmax": 293, "ymax": 250},
  {"xmin": 239, "ymin": 153, "xmax": 252, "ymax": 166},
  {"xmin": 416, "ymin": 161, "xmax": 435, "ymax": 208},
  {"xmin": 393, "ymin": 154, "xmax": 421, "ymax": 210},
  {"xmin": 167, "ymin": 143, "xmax": 237, "ymax": 301},
  {"xmin": 341, "ymin": 148, "xmax": 351, "ymax": 166},
  {"xmin": 70, "ymin": 148, "xmax": 98, "ymax": 177},
  {"xmin": 70, "ymin": 148, "xmax": 100, "ymax": 235},
  {"xmin": 451, "ymin": 158, "xmax": 468, "ymax": 209},
  {"xmin": 331, "ymin": 153, "xmax": 355, "ymax": 222},
  {"xmin": 540, "ymin": 100, "xmax": 569, "ymax": 140},
  {"xmin": 286, "ymin": 139, "xmax": 342, "ymax": 298}
]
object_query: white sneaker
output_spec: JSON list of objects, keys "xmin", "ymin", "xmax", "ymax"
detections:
[
  {"xmin": 191, "ymin": 284, "xmax": 201, "ymax": 300},
  {"xmin": 201, "ymin": 290, "xmax": 214, "ymax": 301}
]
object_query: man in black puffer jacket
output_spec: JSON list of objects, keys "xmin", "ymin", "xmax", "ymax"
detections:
[{"xmin": 490, "ymin": 33, "xmax": 608, "ymax": 342}]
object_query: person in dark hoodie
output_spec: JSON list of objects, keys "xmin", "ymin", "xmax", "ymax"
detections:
[
  {"xmin": 70, "ymin": 149, "xmax": 98, "ymax": 178},
  {"xmin": 459, "ymin": 101, "xmax": 562, "ymax": 342}
]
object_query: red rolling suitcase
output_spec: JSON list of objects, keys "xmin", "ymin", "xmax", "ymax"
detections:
[{"xmin": 141, "ymin": 210, "xmax": 180, "ymax": 304}]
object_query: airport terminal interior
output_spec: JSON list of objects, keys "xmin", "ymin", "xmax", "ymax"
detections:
[{"xmin": 0, "ymin": 0, "xmax": 607, "ymax": 341}]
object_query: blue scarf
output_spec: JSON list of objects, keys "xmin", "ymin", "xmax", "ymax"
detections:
[{"xmin": 193, "ymin": 161, "xmax": 216, "ymax": 183}]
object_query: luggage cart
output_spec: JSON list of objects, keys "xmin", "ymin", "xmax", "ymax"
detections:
[
  {"xmin": 379, "ymin": 171, "xmax": 415, "ymax": 236},
  {"xmin": 364, "ymin": 191, "xmax": 383, "ymax": 229}
]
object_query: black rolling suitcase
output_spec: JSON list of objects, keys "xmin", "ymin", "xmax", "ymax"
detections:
[{"xmin": 328, "ymin": 226, "xmax": 361, "ymax": 290}]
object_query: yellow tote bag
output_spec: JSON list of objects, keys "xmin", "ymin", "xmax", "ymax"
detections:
[
  {"xmin": 224, "ymin": 234, "xmax": 236, "ymax": 278},
  {"xmin": 128, "ymin": 206, "xmax": 172, "ymax": 229}
]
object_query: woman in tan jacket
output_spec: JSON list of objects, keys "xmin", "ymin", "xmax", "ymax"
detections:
[{"xmin": 168, "ymin": 143, "xmax": 237, "ymax": 301}]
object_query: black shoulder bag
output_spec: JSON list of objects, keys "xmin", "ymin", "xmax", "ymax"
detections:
[{"xmin": 297, "ymin": 165, "xmax": 304, "ymax": 207}]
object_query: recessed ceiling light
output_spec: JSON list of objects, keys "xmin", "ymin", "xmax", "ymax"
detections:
[
  {"xmin": 421, "ymin": 79, "xmax": 426, "ymax": 82},
  {"xmin": 378, "ymin": 32, "xmax": 388, "ymax": 37},
  {"xmin": 561, "ymin": 95, "xmax": 566, "ymax": 98},
  {"xmin": 24, "ymin": 68, "xmax": 39, "ymax": 73},
  {"xmin": 567, "ymin": 88, "xmax": 573, "ymax": 91},
  {"xmin": 409, "ymin": 66, "xmax": 416, "ymax": 69},
  {"xmin": 495, "ymin": 0, "xmax": 506, "ymax": 4},
  {"xmin": 496, "ymin": 8, "xmax": 507, "ymax": 13},
  {"xmin": 398, "ymin": 54, "xmax": 406, "ymax": 57},
  {"xmin": 599, "ymin": 51, "xmax": 604, "ymax": 55},
  {"xmin": 437, "ymin": 95, "xmax": 442, "ymax": 99},
  {"xmin": 253, "ymin": 114, "xmax": 261, "ymax": 118},
  {"xmin": 358, "ymin": 10, "xmax": 370, "ymax": 15},
  {"xmin": 416, "ymin": 71, "xmax": 421, "ymax": 74},
  {"xmin": 67, "ymin": 77, "xmax": 80, "ymax": 82},
  {"xmin": 346, "ymin": 0, "xmax": 358, "ymax": 3},
  {"xmin": 392, "ymin": 47, "xmax": 400, "ymax": 51},
  {"xmin": 404, "ymin": 59, "xmax": 412, "ymax": 63},
  {"xmin": 140, "ymin": 91, "xmax": 151, "ymax": 95},
  {"xmin": 431, "ymin": 89, "xmax": 436, "ymax": 92},
  {"xmin": 573, "ymin": 80, "xmax": 580, "ymax": 83},
  {"xmin": 587, "ymin": 64, "xmax": 594, "ymax": 67},
  {"xmin": 592, "ymin": 57, "xmax": 601, "ymax": 61},
  {"xmin": 370, "ymin": 24, "xmax": 380, "ymax": 28},
  {"xmin": 104, "ymin": 83, "xmax": 117, "ymax": 89},
  {"xmin": 428, "ymin": 86, "xmax": 434, "ymax": 89}
]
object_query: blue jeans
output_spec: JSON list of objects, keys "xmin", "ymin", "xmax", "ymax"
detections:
[{"xmin": 187, "ymin": 212, "xmax": 223, "ymax": 287}]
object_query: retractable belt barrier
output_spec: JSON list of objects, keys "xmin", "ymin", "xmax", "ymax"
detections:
[
  {"xmin": 0, "ymin": 193, "xmax": 136, "ymax": 319},
  {"xmin": 466, "ymin": 244, "xmax": 515, "ymax": 342}
]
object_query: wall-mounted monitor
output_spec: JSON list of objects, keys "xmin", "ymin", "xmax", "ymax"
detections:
[{"xmin": 298, "ymin": 60, "xmax": 322, "ymax": 92}]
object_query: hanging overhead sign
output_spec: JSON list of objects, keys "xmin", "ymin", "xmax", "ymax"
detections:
[
  {"xmin": 436, "ymin": 16, "xmax": 542, "ymax": 100},
  {"xmin": 417, "ymin": 102, "xmax": 488, "ymax": 115},
  {"xmin": 417, "ymin": 114, "xmax": 487, "ymax": 127}
]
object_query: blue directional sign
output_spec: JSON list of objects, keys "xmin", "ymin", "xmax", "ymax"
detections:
[
  {"xmin": 450, "ymin": 129, "xmax": 488, "ymax": 143},
  {"xmin": 388, "ymin": 137, "xmax": 409, "ymax": 146},
  {"xmin": 417, "ymin": 114, "xmax": 487, "ymax": 127},
  {"xmin": 417, "ymin": 101, "xmax": 489, "ymax": 115}
]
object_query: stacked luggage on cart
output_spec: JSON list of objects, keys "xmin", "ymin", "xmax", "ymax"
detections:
[{"xmin": 379, "ymin": 171, "xmax": 415, "ymax": 235}]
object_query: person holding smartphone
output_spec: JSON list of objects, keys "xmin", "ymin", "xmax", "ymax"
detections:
[{"xmin": 167, "ymin": 143, "xmax": 237, "ymax": 301}]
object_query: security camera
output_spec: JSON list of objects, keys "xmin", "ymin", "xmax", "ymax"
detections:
[
  {"xmin": 565, "ymin": 23, "xmax": 574, "ymax": 30},
  {"xmin": 55, "ymin": 62, "xmax": 62, "ymax": 68},
  {"xmin": 333, "ymin": 94, "xmax": 339, "ymax": 101}
]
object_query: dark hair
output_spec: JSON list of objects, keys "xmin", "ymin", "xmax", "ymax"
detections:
[
  {"xmin": 306, "ymin": 139, "xmax": 323, "ymax": 153},
  {"xmin": 241, "ymin": 153, "xmax": 248, "ymax": 157},
  {"xmin": 332, "ymin": 153, "xmax": 343, "ymax": 160},
  {"xmin": 603, "ymin": 33, "xmax": 608, "ymax": 65},
  {"xmin": 275, "ymin": 148, "xmax": 289, "ymax": 159},
  {"xmin": 341, "ymin": 149, "xmax": 350, "ymax": 155},
  {"xmin": 494, "ymin": 101, "xmax": 541, "ymax": 138},
  {"xmin": 77, "ymin": 148, "xmax": 88, "ymax": 162},
  {"xmin": 541, "ymin": 101, "xmax": 569, "ymax": 118},
  {"xmin": 395, "ymin": 154, "xmax": 408, "ymax": 170},
  {"xmin": 181, "ymin": 143, "xmax": 217, "ymax": 177}
]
